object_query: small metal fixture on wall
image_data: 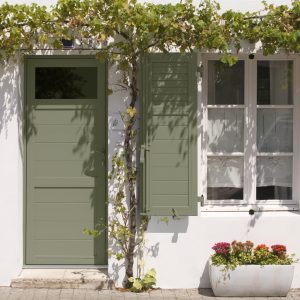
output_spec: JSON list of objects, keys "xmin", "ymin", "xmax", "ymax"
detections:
[{"xmin": 62, "ymin": 39, "xmax": 74, "ymax": 49}]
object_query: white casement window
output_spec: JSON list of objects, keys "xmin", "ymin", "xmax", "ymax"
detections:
[{"xmin": 200, "ymin": 54, "xmax": 300, "ymax": 210}]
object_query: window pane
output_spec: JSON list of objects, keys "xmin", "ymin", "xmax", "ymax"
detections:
[
  {"xmin": 257, "ymin": 61, "xmax": 293, "ymax": 105},
  {"xmin": 35, "ymin": 67, "xmax": 97, "ymax": 99},
  {"xmin": 256, "ymin": 157, "xmax": 292, "ymax": 200},
  {"xmin": 208, "ymin": 108, "xmax": 244, "ymax": 153},
  {"xmin": 257, "ymin": 108, "xmax": 293, "ymax": 152},
  {"xmin": 207, "ymin": 157, "xmax": 243, "ymax": 200},
  {"xmin": 208, "ymin": 60, "xmax": 244, "ymax": 104}
]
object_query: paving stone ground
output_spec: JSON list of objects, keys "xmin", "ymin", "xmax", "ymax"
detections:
[{"xmin": 0, "ymin": 288, "xmax": 300, "ymax": 300}]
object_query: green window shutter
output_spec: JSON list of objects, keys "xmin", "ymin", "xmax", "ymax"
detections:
[{"xmin": 140, "ymin": 53, "xmax": 198, "ymax": 216}]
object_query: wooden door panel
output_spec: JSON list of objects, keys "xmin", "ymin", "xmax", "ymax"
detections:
[{"xmin": 26, "ymin": 57, "xmax": 106, "ymax": 265}]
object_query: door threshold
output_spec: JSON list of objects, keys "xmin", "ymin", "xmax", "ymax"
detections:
[
  {"xmin": 23, "ymin": 265, "xmax": 108, "ymax": 269},
  {"xmin": 12, "ymin": 267, "xmax": 111, "ymax": 289}
]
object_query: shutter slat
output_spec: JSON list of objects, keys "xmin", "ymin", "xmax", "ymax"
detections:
[
  {"xmin": 152, "ymin": 73, "xmax": 188, "ymax": 81},
  {"xmin": 151, "ymin": 167, "xmax": 188, "ymax": 181},
  {"xmin": 151, "ymin": 81, "xmax": 188, "ymax": 88},
  {"xmin": 152, "ymin": 94, "xmax": 188, "ymax": 102},
  {"xmin": 151, "ymin": 87, "xmax": 188, "ymax": 95},
  {"xmin": 140, "ymin": 53, "xmax": 198, "ymax": 216}
]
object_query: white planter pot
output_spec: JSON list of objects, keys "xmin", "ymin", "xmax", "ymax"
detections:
[{"xmin": 209, "ymin": 260, "xmax": 294, "ymax": 297}]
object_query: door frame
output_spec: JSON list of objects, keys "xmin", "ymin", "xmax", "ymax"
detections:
[{"xmin": 23, "ymin": 55, "xmax": 108, "ymax": 266}]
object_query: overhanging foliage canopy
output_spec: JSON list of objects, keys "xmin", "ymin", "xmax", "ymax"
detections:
[{"xmin": 0, "ymin": 0, "xmax": 299, "ymax": 64}]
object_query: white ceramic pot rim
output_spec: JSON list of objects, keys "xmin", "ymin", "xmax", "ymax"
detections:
[
  {"xmin": 209, "ymin": 259, "xmax": 295, "ymax": 267},
  {"xmin": 209, "ymin": 260, "xmax": 295, "ymax": 297}
]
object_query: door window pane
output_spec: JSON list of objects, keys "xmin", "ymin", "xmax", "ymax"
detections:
[
  {"xmin": 256, "ymin": 156, "xmax": 292, "ymax": 200},
  {"xmin": 208, "ymin": 60, "xmax": 244, "ymax": 104},
  {"xmin": 207, "ymin": 157, "xmax": 243, "ymax": 200},
  {"xmin": 35, "ymin": 67, "xmax": 97, "ymax": 99},
  {"xmin": 257, "ymin": 61, "xmax": 293, "ymax": 105},
  {"xmin": 257, "ymin": 108, "xmax": 293, "ymax": 152},
  {"xmin": 208, "ymin": 108, "xmax": 244, "ymax": 153}
]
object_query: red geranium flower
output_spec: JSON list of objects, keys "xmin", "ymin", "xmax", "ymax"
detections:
[
  {"xmin": 255, "ymin": 244, "xmax": 269, "ymax": 251},
  {"xmin": 271, "ymin": 245, "xmax": 286, "ymax": 253},
  {"xmin": 212, "ymin": 242, "xmax": 231, "ymax": 255},
  {"xmin": 271, "ymin": 244, "xmax": 287, "ymax": 256}
]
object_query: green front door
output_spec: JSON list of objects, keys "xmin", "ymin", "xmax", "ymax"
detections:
[{"xmin": 25, "ymin": 57, "xmax": 106, "ymax": 265}]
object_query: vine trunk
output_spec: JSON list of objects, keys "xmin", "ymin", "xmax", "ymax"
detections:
[{"xmin": 124, "ymin": 57, "xmax": 138, "ymax": 286}]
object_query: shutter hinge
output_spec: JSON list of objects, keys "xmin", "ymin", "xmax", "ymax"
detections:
[
  {"xmin": 171, "ymin": 208, "xmax": 178, "ymax": 219},
  {"xmin": 140, "ymin": 212, "xmax": 150, "ymax": 216},
  {"xmin": 198, "ymin": 195, "xmax": 204, "ymax": 207},
  {"xmin": 197, "ymin": 64, "xmax": 203, "ymax": 77}
]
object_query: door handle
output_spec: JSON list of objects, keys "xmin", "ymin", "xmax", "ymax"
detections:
[
  {"xmin": 140, "ymin": 145, "xmax": 149, "ymax": 164},
  {"xmin": 140, "ymin": 145, "xmax": 146, "ymax": 164}
]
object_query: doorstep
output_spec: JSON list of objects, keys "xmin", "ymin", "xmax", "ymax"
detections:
[{"xmin": 11, "ymin": 268, "xmax": 113, "ymax": 290}]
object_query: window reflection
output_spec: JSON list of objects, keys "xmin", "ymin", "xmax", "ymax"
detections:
[
  {"xmin": 208, "ymin": 108, "xmax": 244, "ymax": 153},
  {"xmin": 35, "ymin": 67, "xmax": 97, "ymax": 99},
  {"xmin": 257, "ymin": 109, "xmax": 293, "ymax": 153},
  {"xmin": 207, "ymin": 157, "xmax": 244, "ymax": 200},
  {"xmin": 256, "ymin": 157, "xmax": 292, "ymax": 200},
  {"xmin": 208, "ymin": 60, "xmax": 244, "ymax": 105},
  {"xmin": 257, "ymin": 61, "xmax": 293, "ymax": 105}
]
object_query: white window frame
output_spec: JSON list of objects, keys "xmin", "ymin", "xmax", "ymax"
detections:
[{"xmin": 199, "ymin": 53, "xmax": 300, "ymax": 212}]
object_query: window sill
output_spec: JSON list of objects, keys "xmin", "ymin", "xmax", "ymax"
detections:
[{"xmin": 200, "ymin": 204, "xmax": 299, "ymax": 212}]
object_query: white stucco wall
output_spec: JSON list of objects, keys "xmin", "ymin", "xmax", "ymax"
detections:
[
  {"xmin": 144, "ymin": 212, "xmax": 300, "ymax": 288},
  {"xmin": 0, "ymin": 0, "xmax": 299, "ymax": 290},
  {"xmin": 0, "ymin": 58, "xmax": 23, "ymax": 285}
]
